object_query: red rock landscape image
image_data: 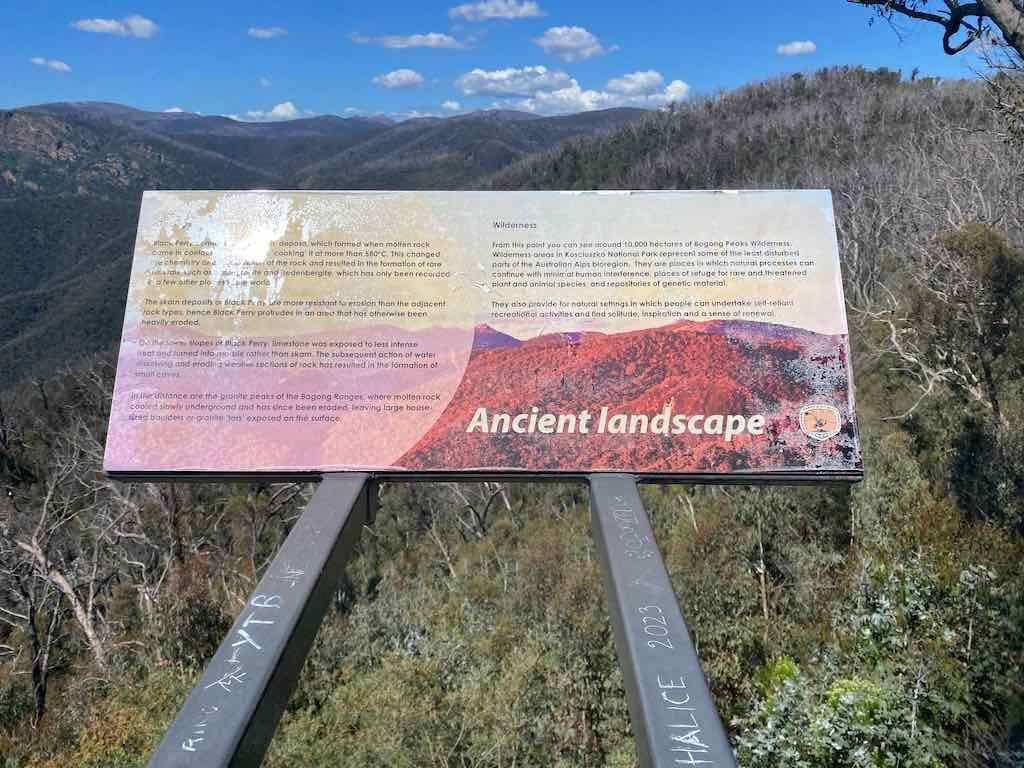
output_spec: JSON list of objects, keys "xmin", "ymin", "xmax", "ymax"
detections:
[{"xmin": 398, "ymin": 319, "xmax": 861, "ymax": 475}]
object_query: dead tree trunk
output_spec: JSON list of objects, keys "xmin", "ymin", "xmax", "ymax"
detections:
[{"xmin": 15, "ymin": 537, "xmax": 107, "ymax": 671}]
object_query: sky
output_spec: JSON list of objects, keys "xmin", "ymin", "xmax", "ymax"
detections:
[{"xmin": 2, "ymin": 0, "xmax": 994, "ymax": 120}]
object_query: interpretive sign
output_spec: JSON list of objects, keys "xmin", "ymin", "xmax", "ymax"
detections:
[{"xmin": 104, "ymin": 190, "xmax": 861, "ymax": 480}]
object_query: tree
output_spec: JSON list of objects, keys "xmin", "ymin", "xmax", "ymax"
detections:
[
  {"xmin": 851, "ymin": 2, "xmax": 1024, "ymax": 146},
  {"xmin": 0, "ymin": 529, "xmax": 66, "ymax": 726},
  {"xmin": 859, "ymin": 223, "xmax": 1023, "ymax": 421},
  {"xmin": 849, "ymin": 1, "xmax": 1024, "ymax": 58}
]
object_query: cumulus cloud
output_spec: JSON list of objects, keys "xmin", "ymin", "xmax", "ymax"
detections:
[
  {"xmin": 71, "ymin": 14, "xmax": 158, "ymax": 38},
  {"xmin": 351, "ymin": 32, "xmax": 466, "ymax": 49},
  {"xmin": 776, "ymin": 40, "xmax": 816, "ymax": 56},
  {"xmin": 449, "ymin": 0, "xmax": 544, "ymax": 21},
  {"xmin": 606, "ymin": 70, "xmax": 664, "ymax": 96},
  {"xmin": 442, "ymin": 100, "xmax": 462, "ymax": 111},
  {"xmin": 455, "ymin": 65, "xmax": 572, "ymax": 96},
  {"xmin": 661, "ymin": 80, "xmax": 690, "ymax": 102},
  {"xmin": 372, "ymin": 68, "xmax": 425, "ymax": 88},
  {"xmin": 30, "ymin": 57, "xmax": 71, "ymax": 73},
  {"xmin": 248, "ymin": 26, "xmax": 287, "ymax": 39},
  {"xmin": 534, "ymin": 26, "xmax": 615, "ymax": 62},
  {"xmin": 517, "ymin": 83, "xmax": 609, "ymax": 113},
  {"xmin": 258, "ymin": 77, "xmax": 272, "ymax": 87},
  {"xmin": 493, "ymin": 69, "xmax": 689, "ymax": 115},
  {"xmin": 245, "ymin": 101, "xmax": 300, "ymax": 120}
]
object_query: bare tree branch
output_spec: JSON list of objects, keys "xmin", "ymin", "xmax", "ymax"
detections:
[{"xmin": 849, "ymin": 0, "xmax": 1024, "ymax": 57}]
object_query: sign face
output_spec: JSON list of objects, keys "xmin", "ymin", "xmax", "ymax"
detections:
[{"xmin": 104, "ymin": 190, "xmax": 862, "ymax": 480}]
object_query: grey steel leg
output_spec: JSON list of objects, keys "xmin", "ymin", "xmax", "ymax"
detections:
[
  {"xmin": 146, "ymin": 473, "xmax": 370, "ymax": 768},
  {"xmin": 589, "ymin": 473, "xmax": 737, "ymax": 768}
]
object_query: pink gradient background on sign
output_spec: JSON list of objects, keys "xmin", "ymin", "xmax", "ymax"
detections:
[
  {"xmin": 105, "ymin": 319, "xmax": 862, "ymax": 475},
  {"xmin": 104, "ymin": 324, "xmax": 475, "ymax": 473}
]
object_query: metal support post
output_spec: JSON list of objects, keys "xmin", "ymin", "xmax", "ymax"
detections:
[
  {"xmin": 589, "ymin": 473, "xmax": 737, "ymax": 768},
  {"xmin": 146, "ymin": 473, "xmax": 370, "ymax": 768}
]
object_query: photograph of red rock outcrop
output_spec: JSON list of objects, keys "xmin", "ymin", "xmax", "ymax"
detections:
[{"xmin": 398, "ymin": 320, "xmax": 861, "ymax": 474}]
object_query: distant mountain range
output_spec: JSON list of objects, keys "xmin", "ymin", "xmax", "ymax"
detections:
[
  {"xmin": 4, "ymin": 102, "xmax": 646, "ymax": 191},
  {"xmin": 0, "ymin": 101, "xmax": 647, "ymax": 386}
]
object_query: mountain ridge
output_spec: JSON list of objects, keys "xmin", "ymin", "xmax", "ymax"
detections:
[
  {"xmin": 0, "ymin": 101, "xmax": 650, "ymax": 386},
  {"xmin": 3, "ymin": 102, "xmax": 649, "ymax": 191}
]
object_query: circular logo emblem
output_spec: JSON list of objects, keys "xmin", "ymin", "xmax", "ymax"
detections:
[{"xmin": 799, "ymin": 404, "xmax": 842, "ymax": 441}]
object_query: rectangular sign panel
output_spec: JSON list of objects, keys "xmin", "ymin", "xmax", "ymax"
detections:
[{"xmin": 104, "ymin": 190, "xmax": 862, "ymax": 480}]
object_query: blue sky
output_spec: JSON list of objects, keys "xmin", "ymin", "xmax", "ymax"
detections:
[{"xmin": 3, "ymin": 0, "xmax": 992, "ymax": 120}]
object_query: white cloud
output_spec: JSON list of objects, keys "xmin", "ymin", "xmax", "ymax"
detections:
[
  {"xmin": 392, "ymin": 109, "xmax": 442, "ymax": 120},
  {"xmin": 776, "ymin": 40, "xmax": 816, "ymax": 56},
  {"xmin": 442, "ymin": 100, "xmax": 462, "ymax": 111},
  {"xmin": 455, "ymin": 65, "xmax": 572, "ymax": 96},
  {"xmin": 662, "ymin": 80, "xmax": 690, "ymax": 102},
  {"xmin": 269, "ymin": 102, "xmax": 299, "ymax": 118},
  {"xmin": 518, "ymin": 82, "xmax": 610, "ymax": 113},
  {"xmin": 248, "ymin": 26, "xmax": 287, "ymax": 39},
  {"xmin": 164, "ymin": 107, "xmax": 185, "ymax": 113},
  {"xmin": 258, "ymin": 77, "xmax": 272, "ymax": 87},
  {"xmin": 245, "ymin": 101, "xmax": 300, "ymax": 120},
  {"xmin": 30, "ymin": 57, "xmax": 71, "ymax": 73},
  {"xmin": 339, "ymin": 107, "xmax": 395, "ymax": 121},
  {"xmin": 449, "ymin": 0, "xmax": 544, "ymax": 21},
  {"xmin": 372, "ymin": 68, "xmax": 425, "ymax": 88},
  {"xmin": 534, "ymin": 26, "xmax": 615, "ymax": 62},
  {"xmin": 498, "ymin": 70, "xmax": 689, "ymax": 115},
  {"xmin": 351, "ymin": 32, "xmax": 466, "ymax": 49},
  {"xmin": 71, "ymin": 14, "xmax": 158, "ymax": 38},
  {"xmin": 606, "ymin": 70, "xmax": 663, "ymax": 96}
]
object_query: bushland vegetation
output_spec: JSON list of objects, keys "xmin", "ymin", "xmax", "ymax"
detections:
[{"xmin": 1, "ymin": 67, "xmax": 1022, "ymax": 766}]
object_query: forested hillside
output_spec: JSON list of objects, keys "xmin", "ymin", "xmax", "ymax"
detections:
[
  {"xmin": 0, "ymin": 103, "xmax": 644, "ymax": 386},
  {"xmin": 0, "ymin": 67, "xmax": 1022, "ymax": 767}
]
